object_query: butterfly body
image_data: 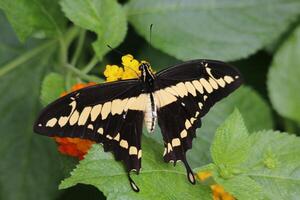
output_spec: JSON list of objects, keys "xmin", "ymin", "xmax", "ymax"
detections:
[{"xmin": 34, "ymin": 59, "xmax": 243, "ymax": 192}]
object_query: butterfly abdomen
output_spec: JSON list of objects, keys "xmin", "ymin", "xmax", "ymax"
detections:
[{"xmin": 144, "ymin": 93, "xmax": 157, "ymax": 133}]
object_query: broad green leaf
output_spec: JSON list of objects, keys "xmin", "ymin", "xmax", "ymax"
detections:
[
  {"xmin": 211, "ymin": 109, "xmax": 250, "ymax": 168},
  {"xmin": 188, "ymin": 86, "xmax": 273, "ymax": 167},
  {"xmin": 0, "ymin": 0, "xmax": 65, "ymax": 41},
  {"xmin": 0, "ymin": 14, "xmax": 63, "ymax": 200},
  {"xmin": 60, "ymin": 138, "xmax": 211, "ymax": 200},
  {"xmin": 126, "ymin": 0, "xmax": 300, "ymax": 61},
  {"xmin": 244, "ymin": 130, "xmax": 300, "ymax": 200},
  {"xmin": 41, "ymin": 73, "xmax": 65, "ymax": 106},
  {"xmin": 268, "ymin": 25, "xmax": 300, "ymax": 124},
  {"xmin": 61, "ymin": 0, "xmax": 127, "ymax": 60},
  {"xmin": 214, "ymin": 175, "xmax": 263, "ymax": 200}
]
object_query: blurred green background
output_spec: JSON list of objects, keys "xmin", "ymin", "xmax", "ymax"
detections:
[{"xmin": 0, "ymin": 0, "xmax": 300, "ymax": 200}]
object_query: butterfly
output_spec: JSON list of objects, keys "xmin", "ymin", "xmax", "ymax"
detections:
[{"xmin": 34, "ymin": 59, "xmax": 242, "ymax": 192}]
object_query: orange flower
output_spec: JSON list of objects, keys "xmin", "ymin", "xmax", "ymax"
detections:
[
  {"xmin": 54, "ymin": 82, "xmax": 96, "ymax": 160},
  {"xmin": 54, "ymin": 137, "xmax": 95, "ymax": 160},
  {"xmin": 197, "ymin": 171, "xmax": 235, "ymax": 200}
]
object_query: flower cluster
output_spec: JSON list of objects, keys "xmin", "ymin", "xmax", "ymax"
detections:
[
  {"xmin": 104, "ymin": 54, "xmax": 153, "ymax": 82},
  {"xmin": 54, "ymin": 136, "xmax": 95, "ymax": 160},
  {"xmin": 197, "ymin": 171, "xmax": 235, "ymax": 200}
]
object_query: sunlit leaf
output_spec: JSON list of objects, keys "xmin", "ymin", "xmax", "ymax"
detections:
[
  {"xmin": 0, "ymin": 0, "xmax": 65, "ymax": 41},
  {"xmin": 60, "ymin": 138, "xmax": 211, "ymax": 200},
  {"xmin": 244, "ymin": 130, "xmax": 300, "ymax": 200},
  {"xmin": 127, "ymin": 0, "xmax": 300, "ymax": 61},
  {"xmin": 61, "ymin": 0, "xmax": 127, "ymax": 60}
]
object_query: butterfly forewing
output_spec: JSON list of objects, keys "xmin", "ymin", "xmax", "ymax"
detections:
[{"xmin": 34, "ymin": 79, "xmax": 146, "ymax": 172}]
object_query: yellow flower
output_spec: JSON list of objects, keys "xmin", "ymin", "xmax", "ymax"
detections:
[
  {"xmin": 104, "ymin": 64, "xmax": 124, "ymax": 82},
  {"xmin": 103, "ymin": 54, "xmax": 155, "ymax": 82},
  {"xmin": 122, "ymin": 54, "xmax": 140, "ymax": 69},
  {"xmin": 122, "ymin": 54, "xmax": 141, "ymax": 78},
  {"xmin": 197, "ymin": 171, "xmax": 235, "ymax": 200},
  {"xmin": 121, "ymin": 69, "xmax": 139, "ymax": 80}
]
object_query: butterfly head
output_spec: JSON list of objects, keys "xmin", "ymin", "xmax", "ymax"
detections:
[{"xmin": 139, "ymin": 61, "xmax": 155, "ymax": 88}]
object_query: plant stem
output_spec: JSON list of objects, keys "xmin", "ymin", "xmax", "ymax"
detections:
[
  {"xmin": 0, "ymin": 40, "xmax": 56, "ymax": 77},
  {"xmin": 71, "ymin": 29, "xmax": 86, "ymax": 66},
  {"xmin": 59, "ymin": 37, "xmax": 68, "ymax": 66},
  {"xmin": 65, "ymin": 72, "xmax": 73, "ymax": 90},
  {"xmin": 65, "ymin": 26, "xmax": 81, "ymax": 48},
  {"xmin": 82, "ymin": 56, "xmax": 99, "ymax": 73},
  {"xmin": 65, "ymin": 64, "xmax": 103, "ymax": 83}
]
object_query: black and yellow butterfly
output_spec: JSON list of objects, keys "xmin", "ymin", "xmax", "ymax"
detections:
[{"xmin": 34, "ymin": 59, "xmax": 242, "ymax": 192}]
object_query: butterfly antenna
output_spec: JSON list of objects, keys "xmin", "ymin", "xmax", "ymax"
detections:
[
  {"xmin": 149, "ymin": 24, "xmax": 153, "ymax": 48},
  {"xmin": 107, "ymin": 44, "xmax": 124, "ymax": 56}
]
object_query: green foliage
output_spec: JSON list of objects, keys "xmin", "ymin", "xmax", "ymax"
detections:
[
  {"xmin": 126, "ymin": 0, "xmax": 300, "ymax": 61},
  {"xmin": 60, "ymin": 0, "xmax": 127, "ymax": 60},
  {"xmin": 0, "ymin": 0, "xmax": 65, "ymax": 41},
  {"xmin": 0, "ymin": 14, "xmax": 63, "ymax": 200},
  {"xmin": 197, "ymin": 111, "xmax": 300, "ymax": 200},
  {"xmin": 211, "ymin": 110, "xmax": 250, "ymax": 168},
  {"xmin": 41, "ymin": 73, "xmax": 65, "ymax": 106},
  {"xmin": 60, "ymin": 138, "xmax": 211, "ymax": 200},
  {"xmin": 268, "ymin": 25, "xmax": 300, "ymax": 124},
  {"xmin": 244, "ymin": 130, "xmax": 300, "ymax": 200},
  {"xmin": 0, "ymin": 0, "xmax": 300, "ymax": 199}
]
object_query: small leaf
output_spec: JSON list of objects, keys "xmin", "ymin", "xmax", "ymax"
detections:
[
  {"xmin": 214, "ymin": 175, "xmax": 263, "ymax": 200},
  {"xmin": 126, "ymin": 0, "xmax": 300, "ymax": 61},
  {"xmin": 268, "ymin": 25, "xmax": 300, "ymax": 124},
  {"xmin": 60, "ymin": 0, "xmax": 127, "ymax": 60},
  {"xmin": 0, "ymin": 0, "xmax": 65, "ymax": 41},
  {"xmin": 41, "ymin": 73, "xmax": 65, "ymax": 106},
  {"xmin": 188, "ymin": 86, "xmax": 273, "ymax": 167},
  {"xmin": 60, "ymin": 138, "xmax": 211, "ymax": 200},
  {"xmin": 211, "ymin": 109, "xmax": 250, "ymax": 169},
  {"xmin": 244, "ymin": 130, "xmax": 300, "ymax": 200}
]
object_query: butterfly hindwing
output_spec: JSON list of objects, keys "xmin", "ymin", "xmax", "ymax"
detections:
[
  {"xmin": 34, "ymin": 80, "xmax": 145, "ymax": 172},
  {"xmin": 155, "ymin": 59, "xmax": 242, "ymax": 164}
]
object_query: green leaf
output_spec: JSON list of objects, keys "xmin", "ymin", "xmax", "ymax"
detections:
[
  {"xmin": 126, "ymin": 0, "xmax": 300, "ymax": 61},
  {"xmin": 60, "ymin": 138, "xmax": 211, "ymax": 200},
  {"xmin": 268, "ymin": 25, "xmax": 300, "ymax": 124},
  {"xmin": 211, "ymin": 109, "xmax": 250, "ymax": 169},
  {"xmin": 40, "ymin": 73, "xmax": 65, "ymax": 106},
  {"xmin": 188, "ymin": 86, "xmax": 273, "ymax": 167},
  {"xmin": 61, "ymin": 0, "xmax": 127, "ymax": 60},
  {"xmin": 0, "ymin": 0, "xmax": 65, "ymax": 41},
  {"xmin": 244, "ymin": 130, "xmax": 300, "ymax": 200},
  {"xmin": 0, "ymin": 14, "xmax": 63, "ymax": 200},
  {"xmin": 214, "ymin": 175, "xmax": 263, "ymax": 200}
]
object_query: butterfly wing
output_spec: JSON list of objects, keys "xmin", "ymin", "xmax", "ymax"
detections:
[
  {"xmin": 34, "ymin": 79, "xmax": 146, "ymax": 173},
  {"xmin": 154, "ymin": 60, "xmax": 243, "ymax": 182}
]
